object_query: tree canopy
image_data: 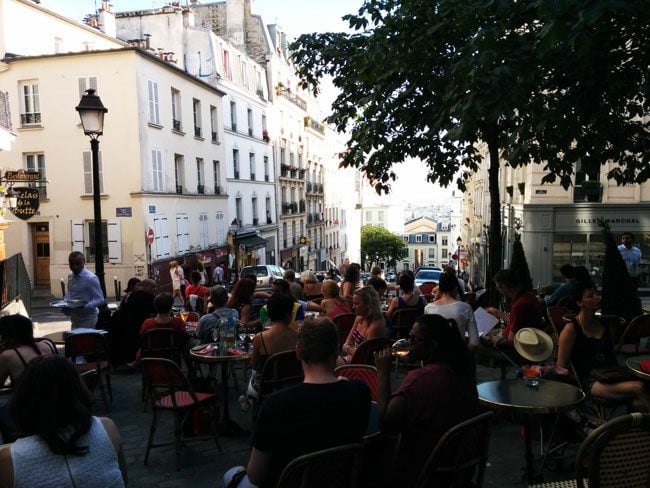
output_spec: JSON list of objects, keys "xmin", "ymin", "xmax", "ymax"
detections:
[
  {"xmin": 360, "ymin": 225, "xmax": 408, "ymax": 269},
  {"xmin": 291, "ymin": 0, "xmax": 649, "ymax": 302}
]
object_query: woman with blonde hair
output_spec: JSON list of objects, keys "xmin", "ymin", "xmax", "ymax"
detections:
[
  {"xmin": 301, "ymin": 270, "xmax": 323, "ymax": 298},
  {"xmin": 169, "ymin": 261, "xmax": 184, "ymax": 302},
  {"xmin": 320, "ymin": 280, "xmax": 353, "ymax": 319},
  {"xmin": 340, "ymin": 286, "xmax": 385, "ymax": 362}
]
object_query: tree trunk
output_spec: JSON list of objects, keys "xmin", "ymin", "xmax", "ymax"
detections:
[{"xmin": 485, "ymin": 121, "xmax": 503, "ymax": 307}]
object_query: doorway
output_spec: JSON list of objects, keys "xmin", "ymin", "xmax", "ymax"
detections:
[{"xmin": 31, "ymin": 222, "xmax": 50, "ymax": 286}]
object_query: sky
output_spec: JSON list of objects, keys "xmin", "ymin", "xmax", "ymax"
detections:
[{"xmin": 40, "ymin": 0, "xmax": 453, "ymax": 205}]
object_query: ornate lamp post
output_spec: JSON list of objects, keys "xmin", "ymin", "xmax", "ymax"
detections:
[{"xmin": 75, "ymin": 89, "xmax": 108, "ymax": 297}]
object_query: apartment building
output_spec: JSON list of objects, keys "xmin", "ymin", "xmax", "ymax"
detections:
[{"xmin": 400, "ymin": 217, "xmax": 454, "ymax": 271}]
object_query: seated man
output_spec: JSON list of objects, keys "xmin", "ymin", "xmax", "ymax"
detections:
[
  {"xmin": 195, "ymin": 286, "xmax": 239, "ymax": 344},
  {"xmin": 223, "ymin": 317, "xmax": 371, "ymax": 488}
]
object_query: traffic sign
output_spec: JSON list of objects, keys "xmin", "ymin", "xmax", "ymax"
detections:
[{"xmin": 147, "ymin": 228, "xmax": 154, "ymax": 245}]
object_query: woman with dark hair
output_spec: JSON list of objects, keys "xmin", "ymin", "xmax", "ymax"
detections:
[
  {"xmin": 425, "ymin": 271, "xmax": 479, "ymax": 349},
  {"xmin": 0, "ymin": 355, "xmax": 127, "ymax": 487},
  {"xmin": 375, "ymin": 314, "xmax": 478, "ymax": 486},
  {"xmin": 557, "ymin": 281, "xmax": 650, "ymax": 411},
  {"xmin": 0, "ymin": 314, "xmax": 57, "ymax": 442},
  {"xmin": 385, "ymin": 272, "xmax": 425, "ymax": 318},
  {"xmin": 341, "ymin": 265, "xmax": 361, "ymax": 300},
  {"xmin": 119, "ymin": 277, "xmax": 140, "ymax": 307},
  {"xmin": 227, "ymin": 277, "xmax": 257, "ymax": 325}
]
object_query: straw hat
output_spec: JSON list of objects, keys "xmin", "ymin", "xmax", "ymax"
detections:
[{"xmin": 514, "ymin": 328, "xmax": 554, "ymax": 362}]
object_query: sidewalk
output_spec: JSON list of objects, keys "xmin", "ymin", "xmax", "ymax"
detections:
[{"xmin": 28, "ymin": 295, "xmax": 579, "ymax": 487}]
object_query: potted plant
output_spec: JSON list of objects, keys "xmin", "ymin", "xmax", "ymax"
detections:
[{"xmin": 262, "ymin": 129, "xmax": 270, "ymax": 143}]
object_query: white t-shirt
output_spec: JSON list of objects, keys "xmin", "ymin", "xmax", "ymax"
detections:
[{"xmin": 424, "ymin": 300, "xmax": 479, "ymax": 347}]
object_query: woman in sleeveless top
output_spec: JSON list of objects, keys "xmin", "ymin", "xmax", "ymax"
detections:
[
  {"xmin": 340, "ymin": 286, "xmax": 386, "ymax": 363},
  {"xmin": 227, "ymin": 277, "xmax": 257, "ymax": 325},
  {"xmin": 0, "ymin": 315, "xmax": 57, "ymax": 442},
  {"xmin": 0, "ymin": 355, "xmax": 127, "ymax": 487},
  {"xmin": 240, "ymin": 294, "xmax": 298, "ymax": 410},
  {"xmin": 557, "ymin": 281, "xmax": 650, "ymax": 411},
  {"xmin": 386, "ymin": 273, "xmax": 425, "ymax": 318},
  {"xmin": 320, "ymin": 280, "xmax": 353, "ymax": 319},
  {"xmin": 341, "ymin": 265, "xmax": 361, "ymax": 300}
]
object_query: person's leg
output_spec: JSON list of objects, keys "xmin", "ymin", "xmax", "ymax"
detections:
[
  {"xmin": 223, "ymin": 466, "xmax": 257, "ymax": 488},
  {"xmin": 591, "ymin": 380, "xmax": 650, "ymax": 412}
]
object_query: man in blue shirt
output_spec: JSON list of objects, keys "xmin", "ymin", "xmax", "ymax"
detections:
[
  {"xmin": 65, "ymin": 251, "xmax": 105, "ymax": 328},
  {"xmin": 618, "ymin": 232, "xmax": 642, "ymax": 289}
]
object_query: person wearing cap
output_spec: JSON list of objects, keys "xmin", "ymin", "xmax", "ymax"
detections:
[{"xmin": 374, "ymin": 314, "xmax": 478, "ymax": 487}]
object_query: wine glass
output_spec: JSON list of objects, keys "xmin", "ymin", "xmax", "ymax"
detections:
[
  {"xmin": 391, "ymin": 338, "xmax": 409, "ymax": 357},
  {"xmin": 211, "ymin": 327, "xmax": 220, "ymax": 344}
]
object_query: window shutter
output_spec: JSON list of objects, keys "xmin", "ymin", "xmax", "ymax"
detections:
[
  {"xmin": 107, "ymin": 220, "xmax": 121, "ymax": 263},
  {"xmin": 176, "ymin": 214, "xmax": 189, "ymax": 253},
  {"xmin": 199, "ymin": 213, "xmax": 209, "ymax": 248},
  {"xmin": 154, "ymin": 216, "xmax": 170, "ymax": 258},
  {"xmin": 83, "ymin": 151, "xmax": 92, "ymax": 194},
  {"xmin": 71, "ymin": 219, "xmax": 85, "ymax": 254}
]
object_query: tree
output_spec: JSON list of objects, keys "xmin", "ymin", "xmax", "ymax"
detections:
[
  {"xmin": 509, "ymin": 236, "xmax": 533, "ymax": 293},
  {"xmin": 360, "ymin": 225, "xmax": 407, "ymax": 269},
  {"xmin": 291, "ymin": 0, "xmax": 649, "ymax": 305}
]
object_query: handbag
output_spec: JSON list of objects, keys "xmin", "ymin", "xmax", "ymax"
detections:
[{"xmin": 590, "ymin": 366, "xmax": 637, "ymax": 384}]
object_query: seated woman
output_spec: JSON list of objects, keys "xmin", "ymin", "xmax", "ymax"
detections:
[
  {"xmin": 0, "ymin": 355, "xmax": 127, "ymax": 488},
  {"xmin": 319, "ymin": 280, "xmax": 353, "ymax": 319},
  {"xmin": 0, "ymin": 314, "xmax": 57, "ymax": 442},
  {"xmin": 558, "ymin": 281, "xmax": 650, "ymax": 411},
  {"xmin": 425, "ymin": 271, "xmax": 479, "ymax": 350},
  {"xmin": 375, "ymin": 314, "xmax": 479, "ymax": 487},
  {"xmin": 227, "ymin": 277, "xmax": 259, "ymax": 329},
  {"xmin": 239, "ymin": 293, "xmax": 299, "ymax": 412},
  {"xmin": 340, "ymin": 286, "xmax": 385, "ymax": 363},
  {"xmin": 184, "ymin": 271, "xmax": 209, "ymax": 314},
  {"xmin": 301, "ymin": 270, "xmax": 323, "ymax": 298},
  {"xmin": 341, "ymin": 265, "xmax": 361, "ymax": 301},
  {"xmin": 386, "ymin": 273, "xmax": 425, "ymax": 318}
]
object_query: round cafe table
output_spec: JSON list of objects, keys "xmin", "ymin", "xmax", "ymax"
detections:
[
  {"xmin": 189, "ymin": 344, "xmax": 251, "ymax": 436},
  {"xmin": 478, "ymin": 379, "xmax": 584, "ymax": 484},
  {"xmin": 625, "ymin": 355, "xmax": 650, "ymax": 381}
]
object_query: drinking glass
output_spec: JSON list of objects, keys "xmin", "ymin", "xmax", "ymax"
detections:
[
  {"xmin": 391, "ymin": 338, "xmax": 409, "ymax": 357},
  {"xmin": 211, "ymin": 327, "xmax": 220, "ymax": 344}
]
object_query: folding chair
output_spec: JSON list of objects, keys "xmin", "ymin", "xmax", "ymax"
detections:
[
  {"xmin": 141, "ymin": 358, "xmax": 222, "ymax": 470},
  {"xmin": 334, "ymin": 364, "xmax": 379, "ymax": 402},
  {"xmin": 64, "ymin": 332, "xmax": 112, "ymax": 412},
  {"xmin": 276, "ymin": 443, "xmax": 362, "ymax": 488},
  {"xmin": 332, "ymin": 313, "xmax": 356, "ymax": 350},
  {"xmin": 253, "ymin": 350, "xmax": 304, "ymax": 424}
]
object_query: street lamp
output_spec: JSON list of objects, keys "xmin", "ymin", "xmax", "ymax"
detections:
[
  {"xmin": 76, "ymin": 88, "xmax": 108, "ymax": 297},
  {"xmin": 230, "ymin": 218, "xmax": 240, "ymax": 283},
  {"xmin": 456, "ymin": 236, "xmax": 462, "ymax": 275}
]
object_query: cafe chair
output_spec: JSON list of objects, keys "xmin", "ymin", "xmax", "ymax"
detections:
[
  {"xmin": 275, "ymin": 443, "xmax": 363, "ymax": 488},
  {"xmin": 350, "ymin": 338, "xmax": 392, "ymax": 367},
  {"xmin": 528, "ymin": 412, "xmax": 650, "ymax": 488},
  {"xmin": 547, "ymin": 306, "xmax": 571, "ymax": 343},
  {"xmin": 419, "ymin": 282, "xmax": 437, "ymax": 296},
  {"xmin": 361, "ymin": 433, "xmax": 401, "ymax": 488},
  {"xmin": 389, "ymin": 309, "xmax": 418, "ymax": 340},
  {"xmin": 461, "ymin": 292, "xmax": 478, "ymax": 310},
  {"xmin": 140, "ymin": 357, "xmax": 222, "ymax": 470},
  {"xmin": 414, "ymin": 410, "xmax": 494, "ymax": 488},
  {"xmin": 140, "ymin": 328, "xmax": 187, "ymax": 404},
  {"xmin": 334, "ymin": 364, "xmax": 379, "ymax": 402},
  {"xmin": 615, "ymin": 313, "xmax": 650, "ymax": 356},
  {"xmin": 64, "ymin": 332, "xmax": 112, "ymax": 412},
  {"xmin": 253, "ymin": 350, "xmax": 304, "ymax": 424},
  {"xmin": 332, "ymin": 313, "xmax": 356, "ymax": 350},
  {"xmin": 34, "ymin": 336, "xmax": 59, "ymax": 355}
]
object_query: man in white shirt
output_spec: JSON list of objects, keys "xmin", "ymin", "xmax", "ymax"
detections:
[{"xmin": 618, "ymin": 232, "xmax": 642, "ymax": 289}]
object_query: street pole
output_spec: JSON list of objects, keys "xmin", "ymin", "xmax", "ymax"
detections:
[{"xmin": 91, "ymin": 137, "xmax": 106, "ymax": 297}]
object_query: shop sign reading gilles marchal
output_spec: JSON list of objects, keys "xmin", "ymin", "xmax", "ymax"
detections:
[{"xmin": 2, "ymin": 170, "xmax": 41, "ymax": 221}]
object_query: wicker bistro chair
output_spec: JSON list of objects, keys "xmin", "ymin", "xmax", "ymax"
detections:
[
  {"xmin": 350, "ymin": 338, "xmax": 392, "ymax": 367},
  {"xmin": 332, "ymin": 313, "xmax": 356, "ymax": 350},
  {"xmin": 547, "ymin": 306, "xmax": 571, "ymax": 343},
  {"xmin": 528, "ymin": 412, "xmax": 650, "ymax": 488},
  {"xmin": 64, "ymin": 332, "xmax": 112, "ymax": 412},
  {"xmin": 389, "ymin": 308, "xmax": 419, "ymax": 340},
  {"xmin": 140, "ymin": 358, "xmax": 222, "ymax": 470},
  {"xmin": 414, "ymin": 411, "xmax": 494, "ymax": 488},
  {"xmin": 616, "ymin": 313, "xmax": 650, "ymax": 356},
  {"xmin": 334, "ymin": 364, "xmax": 379, "ymax": 402},
  {"xmin": 252, "ymin": 350, "xmax": 304, "ymax": 424},
  {"xmin": 276, "ymin": 443, "xmax": 363, "ymax": 488}
]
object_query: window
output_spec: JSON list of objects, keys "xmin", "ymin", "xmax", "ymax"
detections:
[
  {"xmin": 442, "ymin": 248, "xmax": 448, "ymax": 258},
  {"xmin": 266, "ymin": 197, "xmax": 272, "ymax": 223},
  {"xmin": 24, "ymin": 153, "xmax": 47, "ymax": 196},
  {"xmin": 442, "ymin": 237, "xmax": 448, "ymax": 246},
  {"xmin": 252, "ymin": 197, "xmax": 258, "ymax": 224},
  {"xmin": 210, "ymin": 105, "xmax": 218, "ymax": 142},
  {"xmin": 378, "ymin": 211, "xmax": 384, "ymax": 221},
  {"xmin": 86, "ymin": 220, "xmax": 108, "ymax": 263},
  {"xmin": 365, "ymin": 211, "xmax": 372, "ymax": 222},
  {"xmin": 280, "ymin": 147, "xmax": 286, "ymax": 166},
  {"xmin": 193, "ymin": 98, "xmax": 202, "ymax": 137},
  {"xmin": 216, "ymin": 211, "xmax": 226, "ymax": 244},
  {"xmin": 233, "ymin": 149, "xmax": 240, "ymax": 179},
  {"xmin": 73, "ymin": 220, "xmax": 121, "ymax": 264},
  {"xmin": 223, "ymin": 49, "xmax": 231, "ymax": 79},
  {"xmin": 241, "ymin": 59, "xmax": 248, "ymax": 88},
  {"xmin": 416, "ymin": 235, "xmax": 422, "ymax": 243},
  {"xmin": 247, "ymin": 108, "xmax": 253, "ymax": 136},
  {"xmin": 403, "ymin": 235, "xmax": 409, "ymax": 242},
  {"xmin": 264, "ymin": 156, "xmax": 269, "ymax": 182},
  {"xmin": 262, "ymin": 114, "xmax": 267, "ymax": 132},
  {"xmin": 196, "ymin": 158, "xmax": 205, "ymax": 193},
  {"xmin": 171, "ymin": 88, "xmax": 182, "ymax": 131},
  {"xmin": 176, "ymin": 213, "xmax": 189, "ymax": 254},
  {"xmin": 249, "ymin": 152, "xmax": 255, "ymax": 180},
  {"xmin": 428, "ymin": 235, "xmax": 436, "ymax": 243},
  {"xmin": 147, "ymin": 79, "xmax": 160, "ymax": 124},
  {"xmin": 19, "ymin": 81, "xmax": 40, "ymax": 125},
  {"xmin": 257, "ymin": 71, "xmax": 263, "ymax": 93},
  {"xmin": 283, "ymin": 222, "xmax": 287, "ymax": 248},
  {"xmin": 153, "ymin": 215, "xmax": 170, "ymax": 258},
  {"xmin": 78, "ymin": 76, "xmax": 98, "ymax": 98},
  {"xmin": 230, "ymin": 101, "xmax": 237, "ymax": 131},
  {"xmin": 174, "ymin": 154, "xmax": 184, "ymax": 194},
  {"xmin": 82, "ymin": 150, "xmax": 104, "ymax": 195},
  {"xmin": 199, "ymin": 213, "xmax": 209, "ymax": 248},
  {"xmin": 151, "ymin": 149, "xmax": 163, "ymax": 191},
  {"xmin": 213, "ymin": 160, "xmax": 221, "ymax": 194},
  {"xmin": 428, "ymin": 248, "xmax": 436, "ymax": 258},
  {"xmin": 235, "ymin": 197, "xmax": 242, "ymax": 222}
]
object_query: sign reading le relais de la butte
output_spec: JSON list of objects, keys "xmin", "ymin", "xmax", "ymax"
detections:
[{"xmin": 1, "ymin": 170, "xmax": 42, "ymax": 221}]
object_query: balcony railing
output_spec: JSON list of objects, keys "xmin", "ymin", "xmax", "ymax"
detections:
[
  {"xmin": 211, "ymin": 131, "xmax": 218, "ymax": 142},
  {"xmin": 20, "ymin": 113, "xmax": 41, "ymax": 125},
  {"xmin": 250, "ymin": 173, "xmax": 256, "ymax": 181},
  {"xmin": 194, "ymin": 126, "xmax": 202, "ymax": 138},
  {"xmin": 197, "ymin": 185, "xmax": 205, "ymax": 194},
  {"xmin": 176, "ymin": 184, "xmax": 183, "ymax": 194},
  {"xmin": 234, "ymin": 170, "xmax": 239, "ymax": 179},
  {"xmin": 265, "ymin": 174, "xmax": 269, "ymax": 182},
  {"xmin": 214, "ymin": 185, "xmax": 222, "ymax": 195},
  {"xmin": 253, "ymin": 217, "xmax": 259, "ymax": 225},
  {"xmin": 573, "ymin": 186, "xmax": 603, "ymax": 203},
  {"xmin": 172, "ymin": 119, "xmax": 182, "ymax": 131}
]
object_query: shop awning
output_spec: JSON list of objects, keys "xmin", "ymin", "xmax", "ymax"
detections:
[{"xmin": 238, "ymin": 234, "xmax": 267, "ymax": 252}]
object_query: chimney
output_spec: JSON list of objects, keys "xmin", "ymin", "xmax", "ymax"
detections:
[
  {"xmin": 225, "ymin": 0, "xmax": 245, "ymax": 49},
  {"xmin": 144, "ymin": 33, "xmax": 151, "ymax": 50},
  {"xmin": 97, "ymin": 2, "xmax": 116, "ymax": 38}
]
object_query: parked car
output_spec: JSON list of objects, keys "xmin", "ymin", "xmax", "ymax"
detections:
[
  {"xmin": 239, "ymin": 265, "xmax": 286, "ymax": 291},
  {"xmin": 414, "ymin": 267, "xmax": 442, "ymax": 288}
]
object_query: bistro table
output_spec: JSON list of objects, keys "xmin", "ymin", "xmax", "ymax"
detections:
[
  {"xmin": 478, "ymin": 378, "xmax": 585, "ymax": 484},
  {"xmin": 626, "ymin": 354, "xmax": 650, "ymax": 381},
  {"xmin": 42, "ymin": 328, "xmax": 109, "ymax": 346},
  {"xmin": 189, "ymin": 343, "xmax": 251, "ymax": 436}
]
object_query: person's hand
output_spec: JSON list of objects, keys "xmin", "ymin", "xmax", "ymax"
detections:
[{"xmin": 374, "ymin": 348, "xmax": 393, "ymax": 376}]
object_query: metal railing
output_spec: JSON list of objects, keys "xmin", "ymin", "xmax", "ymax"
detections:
[{"xmin": 0, "ymin": 253, "xmax": 32, "ymax": 314}]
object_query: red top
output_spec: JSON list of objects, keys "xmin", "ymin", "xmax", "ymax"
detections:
[
  {"xmin": 185, "ymin": 285, "xmax": 209, "ymax": 298},
  {"xmin": 502, "ymin": 290, "xmax": 545, "ymax": 338},
  {"xmin": 140, "ymin": 316, "xmax": 186, "ymax": 335}
]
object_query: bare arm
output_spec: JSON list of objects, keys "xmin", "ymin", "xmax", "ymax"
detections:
[
  {"xmin": 557, "ymin": 323, "xmax": 577, "ymax": 370},
  {"xmin": 342, "ymin": 318, "xmax": 360, "ymax": 356},
  {"xmin": 99, "ymin": 417, "xmax": 128, "ymax": 485},
  {"xmin": 250, "ymin": 333, "xmax": 261, "ymax": 369},
  {"xmin": 385, "ymin": 297, "xmax": 398, "ymax": 318},
  {"xmin": 247, "ymin": 447, "xmax": 272, "ymax": 486},
  {"xmin": 0, "ymin": 446, "xmax": 13, "ymax": 488},
  {"xmin": 366, "ymin": 319, "xmax": 386, "ymax": 340},
  {"xmin": 240, "ymin": 304, "xmax": 251, "ymax": 324}
]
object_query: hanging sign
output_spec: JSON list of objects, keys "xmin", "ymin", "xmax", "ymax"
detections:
[{"xmin": 11, "ymin": 187, "xmax": 40, "ymax": 221}]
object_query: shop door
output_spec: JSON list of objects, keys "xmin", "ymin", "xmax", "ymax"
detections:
[{"xmin": 32, "ymin": 223, "xmax": 50, "ymax": 286}]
